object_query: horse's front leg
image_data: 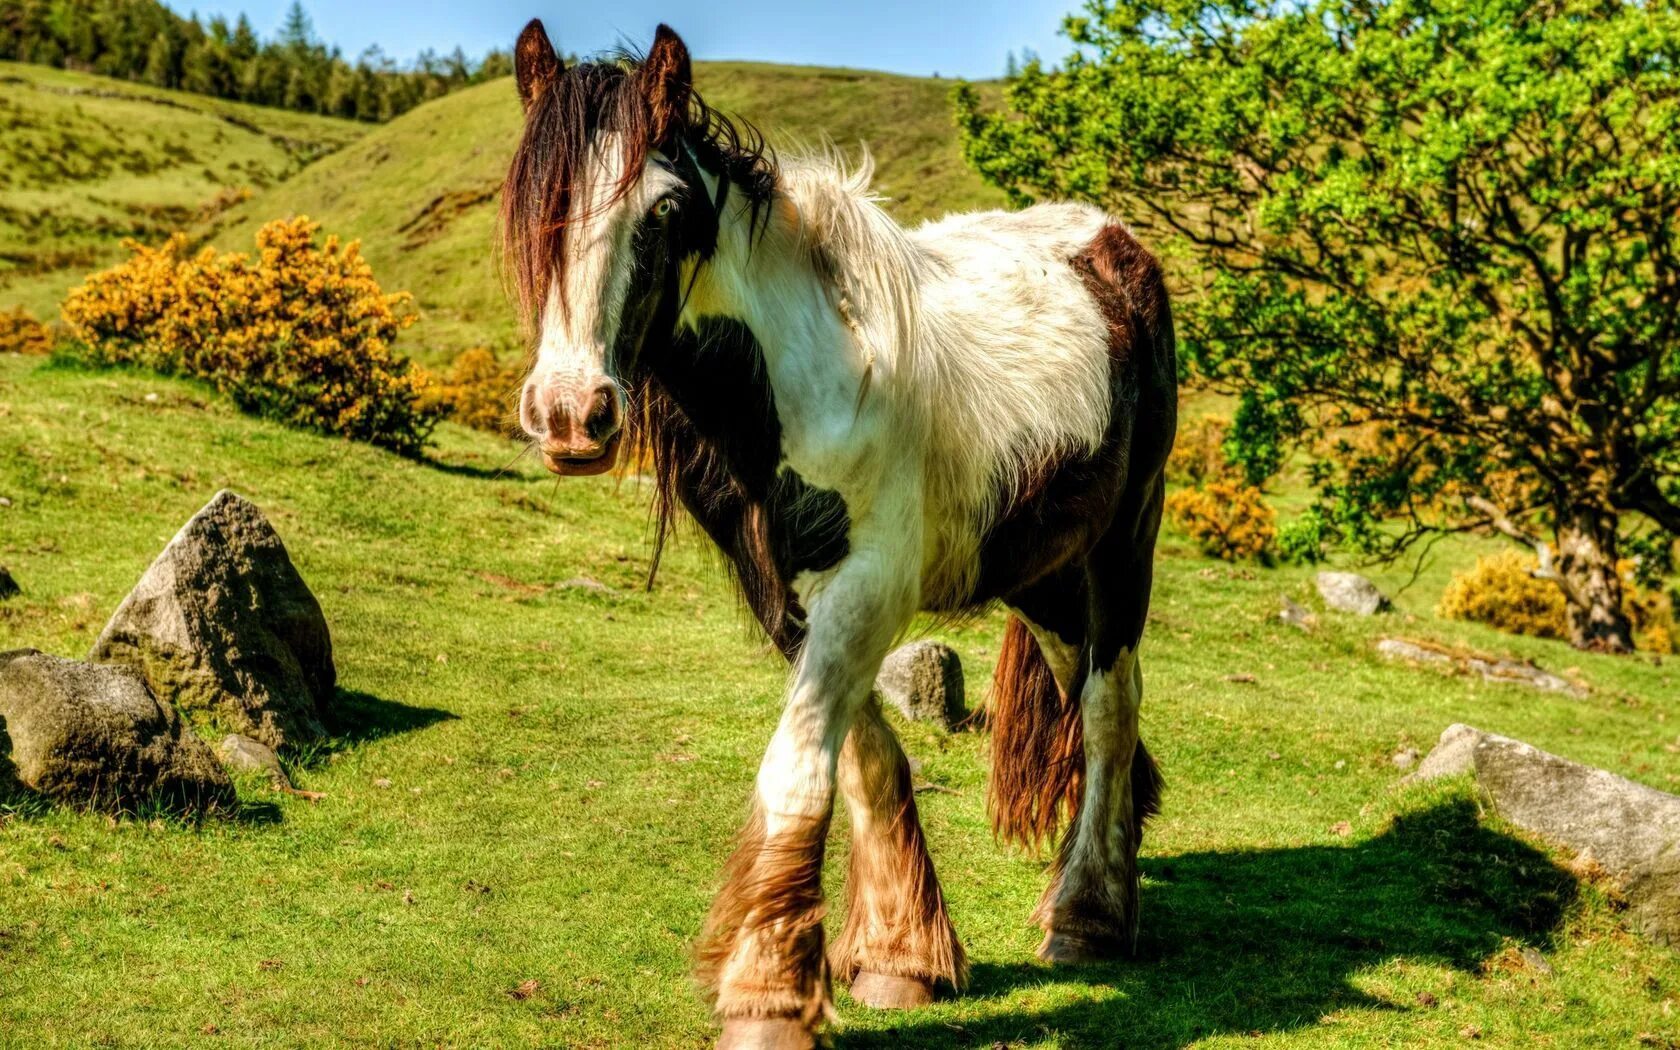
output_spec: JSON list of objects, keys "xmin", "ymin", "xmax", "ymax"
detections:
[{"xmin": 699, "ymin": 543, "xmax": 916, "ymax": 1048}]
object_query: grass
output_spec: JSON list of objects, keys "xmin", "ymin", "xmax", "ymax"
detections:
[
  {"xmin": 0, "ymin": 62, "xmax": 365, "ymax": 321},
  {"xmin": 1, "ymin": 354, "xmax": 1677, "ymax": 1047},
  {"xmin": 208, "ymin": 65, "xmax": 1006, "ymax": 365}
]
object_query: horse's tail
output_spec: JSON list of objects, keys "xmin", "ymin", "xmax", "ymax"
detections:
[
  {"xmin": 986, "ymin": 617, "xmax": 1164, "ymax": 850},
  {"xmin": 987, "ymin": 616, "xmax": 1084, "ymax": 848}
]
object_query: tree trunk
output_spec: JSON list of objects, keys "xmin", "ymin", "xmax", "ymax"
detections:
[{"xmin": 1554, "ymin": 505, "xmax": 1635, "ymax": 653}]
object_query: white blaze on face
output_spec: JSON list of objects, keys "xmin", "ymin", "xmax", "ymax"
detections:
[{"xmin": 520, "ymin": 134, "xmax": 682, "ymax": 454}]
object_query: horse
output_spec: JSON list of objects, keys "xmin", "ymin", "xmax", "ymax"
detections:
[{"xmin": 499, "ymin": 21, "xmax": 1177, "ymax": 1049}]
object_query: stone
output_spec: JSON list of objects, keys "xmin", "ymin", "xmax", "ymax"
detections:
[
  {"xmin": 1412, "ymin": 724, "xmax": 1680, "ymax": 946},
  {"xmin": 875, "ymin": 641, "xmax": 965, "ymax": 730},
  {"xmin": 1391, "ymin": 747, "xmax": 1421, "ymax": 771},
  {"xmin": 1278, "ymin": 595, "xmax": 1316, "ymax": 631},
  {"xmin": 0, "ymin": 649, "xmax": 233, "ymax": 812},
  {"xmin": 1316, "ymin": 571, "xmax": 1390, "ymax": 615},
  {"xmin": 218, "ymin": 734, "xmax": 290, "ymax": 789},
  {"xmin": 0, "ymin": 566, "xmax": 17, "ymax": 601},
  {"xmin": 90, "ymin": 490, "xmax": 335, "ymax": 750},
  {"xmin": 1377, "ymin": 638, "xmax": 1585, "ymax": 698}
]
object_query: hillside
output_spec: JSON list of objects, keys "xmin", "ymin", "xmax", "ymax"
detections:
[
  {"xmin": 2, "ymin": 355, "xmax": 1677, "ymax": 1044},
  {"xmin": 211, "ymin": 64, "xmax": 1008, "ymax": 362},
  {"xmin": 0, "ymin": 61, "xmax": 365, "ymax": 319}
]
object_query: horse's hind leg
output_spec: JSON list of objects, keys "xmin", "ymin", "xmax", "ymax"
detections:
[
  {"xmin": 1035, "ymin": 483, "xmax": 1165, "ymax": 962},
  {"xmin": 831, "ymin": 693, "xmax": 966, "ymax": 1007}
]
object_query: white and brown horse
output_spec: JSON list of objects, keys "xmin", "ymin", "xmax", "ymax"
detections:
[{"xmin": 500, "ymin": 22, "xmax": 1176, "ymax": 1048}]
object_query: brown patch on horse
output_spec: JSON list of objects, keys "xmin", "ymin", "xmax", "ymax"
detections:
[
  {"xmin": 696, "ymin": 806, "xmax": 833, "ymax": 1022},
  {"xmin": 830, "ymin": 707, "xmax": 968, "ymax": 991},
  {"xmin": 986, "ymin": 616, "xmax": 1085, "ymax": 849},
  {"xmin": 1071, "ymin": 223, "xmax": 1170, "ymax": 363}
]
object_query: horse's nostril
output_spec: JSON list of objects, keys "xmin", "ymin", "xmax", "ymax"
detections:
[{"xmin": 584, "ymin": 384, "xmax": 621, "ymax": 441}]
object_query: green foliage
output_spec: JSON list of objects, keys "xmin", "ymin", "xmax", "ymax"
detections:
[
  {"xmin": 957, "ymin": 0, "xmax": 1680, "ymax": 643},
  {"xmin": 1278, "ymin": 506, "xmax": 1332, "ymax": 564},
  {"xmin": 0, "ymin": 0, "xmax": 509, "ymax": 123}
]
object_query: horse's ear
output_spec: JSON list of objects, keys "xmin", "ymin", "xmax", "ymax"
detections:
[
  {"xmin": 639, "ymin": 24, "xmax": 692, "ymax": 146},
  {"xmin": 515, "ymin": 19, "xmax": 562, "ymax": 109}
]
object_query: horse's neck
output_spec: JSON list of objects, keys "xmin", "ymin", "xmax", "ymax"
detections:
[{"xmin": 680, "ymin": 175, "xmax": 914, "ymax": 490}]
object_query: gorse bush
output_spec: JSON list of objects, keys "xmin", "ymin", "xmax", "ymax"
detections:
[
  {"xmin": 1439, "ymin": 550, "xmax": 1675, "ymax": 654},
  {"xmin": 0, "ymin": 308, "xmax": 54, "ymax": 355},
  {"xmin": 61, "ymin": 217, "xmax": 440, "ymax": 455},
  {"xmin": 419, "ymin": 347, "xmax": 522, "ymax": 435},
  {"xmin": 1166, "ymin": 480, "xmax": 1276, "ymax": 562}
]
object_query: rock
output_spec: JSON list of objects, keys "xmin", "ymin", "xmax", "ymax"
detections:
[
  {"xmin": 0, "ymin": 649, "xmax": 233, "ymax": 812},
  {"xmin": 1278, "ymin": 596, "xmax": 1316, "ymax": 631},
  {"xmin": 0, "ymin": 566, "xmax": 17, "ymax": 601},
  {"xmin": 1391, "ymin": 747, "xmax": 1421, "ymax": 771},
  {"xmin": 1316, "ymin": 571, "xmax": 1389, "ymax": 615},
  {"xmin": 1412, "ymin": 724, "xmax": 1680, "ymax": 947},
  {"xmin": 875, "ymin": 641, "xmax": 965, "ymax": 730},
  {"xmin": 1377, "ymin": 638, "xmax": 1586, "ymax": 698},
  {"xmin": 90, "ymin": 490, "xmax": 335, "ymax": 750},
  {"xmin": 217, "ymin": 734, "xmax": 290, "ymax": 789}
]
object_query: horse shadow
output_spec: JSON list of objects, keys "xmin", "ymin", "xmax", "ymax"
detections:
[{"xmin": 849, "ymin": 799, "xmax": 1577, "ymax": 1048}]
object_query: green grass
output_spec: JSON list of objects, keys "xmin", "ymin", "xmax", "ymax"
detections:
[
  {"xmin": 2, "ymin": 355, "xmax": 1677, "ymax": 1047},
  {"xmin": 209, "ymin": 65, "xmax": 1006, "ymax": 365},
  {"xmin": 0, "ymin": 62, "xmax": 366, "ymax": 321}
]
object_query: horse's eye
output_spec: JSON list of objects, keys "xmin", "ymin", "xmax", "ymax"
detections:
[{"xmin": 652, "ymin": 198, "xmax": 675, "ymax": 219}]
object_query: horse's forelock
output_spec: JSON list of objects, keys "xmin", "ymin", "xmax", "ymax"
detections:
[{"xmin": 499, "ymin": 61, "xmax": 655, "ymax": 333}]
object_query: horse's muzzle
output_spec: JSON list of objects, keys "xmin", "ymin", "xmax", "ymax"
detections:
[{"xmin": 541, "ymin": 430, "xmax": 621, "ymax": 476}]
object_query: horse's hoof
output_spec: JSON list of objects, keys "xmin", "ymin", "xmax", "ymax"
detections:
[
  {"xmin": 850, "ymin": 970, "xmax": 936, "ymax": 1008},
  {"xmin": 716, "ymin": 1018, "xmax": 815, "ymax": 1050},
  {"xmin": 1037, "ymin": 930, "xmax": 1121, "ymax": 965}
]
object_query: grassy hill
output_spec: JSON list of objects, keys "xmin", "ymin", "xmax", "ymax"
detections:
[
  {"xmin": 0, "ymin": 61, "xmax": 365, "ymax": 320},
  {"xmin": 2, "ymin": 355, "xmax": 1677, "ymax": 1046},
  {"xmin": 210, "ymin": 64, "xmax": 1008, "ymax": 364}
]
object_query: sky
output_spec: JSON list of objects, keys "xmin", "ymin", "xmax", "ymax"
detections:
[{"xmin": 159, "ymin": 0, "xmax": 1077, "ymax": 79}]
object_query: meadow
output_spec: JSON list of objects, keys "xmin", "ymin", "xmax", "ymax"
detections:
[
  {"xmin": 2, "ymin": 351, "xmax": 1677, "ymax": 1047},
  {"xmin": 1, "ymin": 53, "xmax": 1678, "ymax": 1050}
]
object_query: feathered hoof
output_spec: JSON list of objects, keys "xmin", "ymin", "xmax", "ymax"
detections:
[
  {"xmin": 1037, "ymin": 929, "xmax": 1125, "ymax": 965},
  {"xmin": 716, "ymin": 1018, "xmax": 816, "ymax": 1050},
  {"xmin": 850, "ymin": 970, "xmax": 936, "ymax": 1008}
]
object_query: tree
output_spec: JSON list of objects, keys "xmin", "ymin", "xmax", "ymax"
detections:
[{"xmin": 956, "ymin": 0, "xmax": 1680, "ymax": 652}]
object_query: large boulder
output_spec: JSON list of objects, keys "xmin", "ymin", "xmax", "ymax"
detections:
[
  {"xmin": 90, "ymin": 490, "xmax": 334, "ymax": 750},
  {"xmin": 1316, "ymin": 571, "xmax": 1390, "ymax": 615},
  {"xmin": 1413, "ymin": 724, "xmax": 1680, "ymax": 946},
  {"xmin": 0, "ymin": 649, "xmax": 233, "ymax": 812},
  {"xmin": 875, "ymin": 641, "xmax": 966, "ymax": 730}
]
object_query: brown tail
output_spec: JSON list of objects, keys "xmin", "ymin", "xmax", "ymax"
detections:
[{"xmin": 987, "ymin": 616, "xmax": 1084, "ymax": 848}]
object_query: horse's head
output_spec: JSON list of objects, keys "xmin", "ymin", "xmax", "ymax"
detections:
[{"xmin": 500, "ymin": 21, "xmax": 719, "ymax": 476}]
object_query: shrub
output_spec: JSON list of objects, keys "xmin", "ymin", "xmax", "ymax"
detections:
[
  {"xmin": 420, "ymin": 347, "xmax": 522, "ymax": 434},
  {"xmin": 1438, "ymin": 551, "xmax": 1676, "ymax": 654},
  {"xmin": 1166, "ymin": 480, "xmax": 1276, "ymax": 562},
  {"xmin": 1277, "ymin": 506, "xmax": 1330, "ymax": 564},
  {"xmin": 60, "ymin": 218, "xmax": 440, "ymax": 456},
  {"xmin": 0, "ymin": 307, "xmax": 54, "ymax": 355},
  {"xmin": 1437, "ymin": 550, "xmax": 1568, "ymax": 641},
  {"xmin": 1167, "ymin": 414, "xmax": 1233, "ymax": 485}
]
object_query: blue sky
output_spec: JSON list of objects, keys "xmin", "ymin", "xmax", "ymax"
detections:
[{"xmin": 160, "ymin": 0, "xmax": 1077, "ymax": 79}]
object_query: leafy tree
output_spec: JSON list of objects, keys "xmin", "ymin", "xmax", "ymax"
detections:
[{"xmin": 957, "ymin": 0, "xmax": 1680, "ymax": 652}]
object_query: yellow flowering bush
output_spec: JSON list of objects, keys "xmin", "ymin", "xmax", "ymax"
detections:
[
  {"xmin": 1438, "ymin": 550, "xmax": 1675, "ymax": 653},
  {"xmin": 60, "ymin": 218, "xmax": 440, "ymax": 455},
  {"xmin": 1166, "ymin": 480, "xmax": 1277, "ymax": 562},
  {"xmin": 0, "ymin": 307, "xmax": 54, "ymax": 355},
  {"xmin": 419, "ymin": 347, "xmax": 522, "ymax": 434}
]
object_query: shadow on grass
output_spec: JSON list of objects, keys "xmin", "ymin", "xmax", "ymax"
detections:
[
  {"xmin": 293, "ymin": 688, "xmax": 458, "ymax": 769},
  {"xmin": 849, "ymin": 800, "xmax": 1576, "ymax": 1049}
]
